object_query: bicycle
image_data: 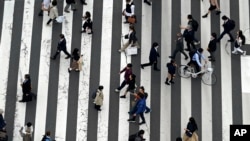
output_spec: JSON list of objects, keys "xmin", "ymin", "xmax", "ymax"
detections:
[{"xmin": 178, "ymin": 64, "xmax": 217, "ymax": 85}]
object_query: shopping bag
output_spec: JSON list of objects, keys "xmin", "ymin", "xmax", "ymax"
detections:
[
  {"xmin": 56, "ymin": 16, "xmax": 65, "ymax": 23},
  {"xmin": 126, "ymin": 46, "xmax": 137, "ymax": 56}
]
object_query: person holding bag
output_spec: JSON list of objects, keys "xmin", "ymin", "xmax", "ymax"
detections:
[
  {"xmin": 119, "ymin": 25, "xmax": 140, "ymax": 52},
  {"xmin": 183, "ymin": 117, "xmax": 199, "ymax": 141},
  {"xmin": 123, "ymin": 0, "xmax": 135, "ymax": 24},
  {"xmin": 38, "ymin": 0, "xmax": 51, "ymax": 16},
  {"xmin": 47, "ymin": 0, "xmax": 58, "ymax": 25},
  {"xmin": 68, "ymin": 48, "xmax": 80, "ymax": 73}
]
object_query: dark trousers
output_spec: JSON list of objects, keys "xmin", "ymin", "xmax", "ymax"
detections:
[
  {"xmin": 208, "ymin": 50, "xmax": 215, "ymax": 60},
  {"xmin": 186, "ymin": 41, "xmax": 196, "ymax": 51},
  {"xmin": 217, "ymin": 30, "xmax": 234, "ymax": 41},
  {"xmin": 145, "ymin": 106, "xmax": 150, "ymax": 112},
  {"xmin": 95, "ymin": 104, "xmax": 101, "ymax": 110},
  {"xmin": 172, "ymin": 49, "xmax": 188, "ymax": 58},
  {"xmin": 117, "ymin": 80, "xmax": 127, "ymax": 90},
  {"xmin": 53, "ymin": 49, "xmax": 71, "ymax": 59},
  {"xmin": 188, "ymin": 60, "xmax": 200, "ymax": 73},
  {"xmin": 131, "ymin": 113, "xmax": 146, "ymax": 123},
  {"xmin": 83, "ymin": 22, "xmax": 92, "ymax": 31},
  {"xmin": 141, "ymin": 61, "xmax": 158, "ymax": 69}
]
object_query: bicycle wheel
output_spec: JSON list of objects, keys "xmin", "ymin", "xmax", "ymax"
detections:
[
  {"xmin": 178, "ymin": 65, "xmax": 191, "ymax": 78},
  {"xmin": 202, "ymin": 72, "xmax": 217, "ymax": 85}
]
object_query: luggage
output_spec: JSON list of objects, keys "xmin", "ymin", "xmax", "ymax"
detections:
[{"xmin": 126, "ymin": 46, "xmax": 138, "ymax": 56}]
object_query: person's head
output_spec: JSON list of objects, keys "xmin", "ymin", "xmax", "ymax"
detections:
[
  {"xmin": 85, "ymin": 11, "xmax": 91, "ymax": 18},
  {"xmin": 129, "ymin": 25, "xmax": 135, "ymax": 31},
  {"xmin": 73, "ymin": 48, "xmax": 79, "ymax": 54},
  {"xmin": 46, "ymin": 131, "xmax": 51, "ymax": 136},
  {"xmin": 189, "ymin": 117, "xmax": 196, "ymax": 123},
  {"xmin": 26, "ymin": 122, "xmax": 32, "ymax": 127},
  {"xmin": 170, "ymin": 59, "xmax": 175, "ymax": 64},
  {"xmin": 52, "ymin": 0, "xmax": 57, "ymax": 6},
  {"xmin": 138, "ymin": 130, "xmax": 145, "ymax": 137},
  {"xmin": 211, "ymin": 32, "xmax": 217, "ymax": 39},
  {"xmin": 177, "ymin": 32, "xmax": 182, "ymax": 38},
  {"xmin": 25, "ymin": 74, "xmax": 30, "ymax": 79},
  {"xmin": 222, "ymin": 15, "xmax": 228, "ymax": 21},
  {"xmin": 198, "ymin": 48, "xmax": 204, "ymax": 53},
  {"xmin": 152, "ymin": 42, "xmax": 159, "ymax": 48},
  {"xmin": 126, "ymin": 0, "xmax": 131, "ymax": 3},
  {"xmin": 98, "ymin": 86, "xmax": 104, "ymax": 91},
  {"xmin": 127, "ymin": 63, "xmax": 133, "ymax": 69},
  {"xmin": 176, "ymin": 137, "xmax": 182, "ymax": 141},
  {"xmin": 237, "ymin": 30, "xmax": 243, "ymax": 36},
  {"xmin": 59, "ymin": 34, "xmax": 64, "ymax": 39},
  {"xmin": 139, "ymin": 86, "xmax": 145, "ymax": 93},
  {"xmin": 187, "ymin": 14, "xmax": 193, "ymax": 20}
]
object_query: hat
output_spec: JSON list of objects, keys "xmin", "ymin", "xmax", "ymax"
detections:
[{"xmin": 152, "ymin": 42, "xmax": 159, "ymax": 48}]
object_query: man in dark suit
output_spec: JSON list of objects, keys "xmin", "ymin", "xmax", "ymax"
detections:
[
  {"xmin": 217, "ymin": 15, "xmax": 234, "ymax": 42},
  {"xmin": 51, "ymin": 34, "xmax": 71, "ymax": 60},
  {"xmin": 169, "ymin": 33, "xmax": 188, "ymax": 60},
  {"xmin": 207, "ymin": 33, "xmax": 217, "ymax": 61},
  {"xmin": 19, "ymin": 74, "xmax": 31, "ymax": 102},
  {"xmin": 141, "ymin": 42, "xmax": 160, "ymax": 71}
]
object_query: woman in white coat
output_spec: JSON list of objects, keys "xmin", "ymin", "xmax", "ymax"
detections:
[
  {"xmin": 19, "ymin": 122, "xmax": 33, "ymax": 141},
  {"xmin": 47, "ymin": 1, "xmax": 58, "ymax": 25},
  {"xmin": 94, "ymin": 86, "xmax": 104, "ymax": 111}
]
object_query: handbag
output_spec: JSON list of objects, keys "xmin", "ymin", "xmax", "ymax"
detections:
[
  {"xmin": 128, "ymin": 16, "xmax": 136, "ymax": 24},
  {"xmin": 185, "ymin": 130, "xmax": 193, "ymax": 137},
  {"xmin": 126, "ymin": 46, "xmax": 137, "ymax": 56}
]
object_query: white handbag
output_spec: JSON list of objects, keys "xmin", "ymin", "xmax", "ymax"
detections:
[
  {"xmin": 126, "ymin": 46, "xmax": 138, "ymax": 56},
  {"xmin": 56, "ymin": 16, "xmax": 65, "ymax": 23}
]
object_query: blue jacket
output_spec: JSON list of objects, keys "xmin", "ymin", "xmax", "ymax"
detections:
[{"xmin": 135, "ymin": 98, "xmax": 146, "ymax": 114}]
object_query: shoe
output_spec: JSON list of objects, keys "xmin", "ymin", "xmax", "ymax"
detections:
[
  {"xmin": 19, "ymin": 100, "xmax": 25, "ymax": 102},
  {"xmin": 50, "ymin": 57, "xmax": 56, "ymax": 60},
  {"xmin": 216, "ymin": 11, "xmax": 221, "ymax": 15},
  {"xmin": 202, "ymin": 14, "xmax": 208, "ymax": 18},
  {"xmin": 243, "ymin": 51, "xmax": 246, "ymax": 56},
  {"xmin": 194, "ymin": 41, "xmax": 200, "ymax": 45},
  {"xmin": 68, "ymin": 68, "xmax": 71, "ymax": 73},
  {"xmin": 72, "ymin": 9, "xmax": 77, "ymax": 11},
  {"xmin": 209, "ymin": 59, "xmax": 215, "ymax": 62},
  {"xmin": 139, "ymin": 121, "xmax": 146, "ymax": 125},
  {"xmin": 185, "ymin": 57, "xmax": 188, "ymax": 60},
  {"xmin": 154, "ymin": 68, "xmax": 160, "ymax": 71},
  {"xmin": 115, "ymin": 89, "xmax": 120, "ymax": 92},
  {"xmin": 83, "ymin": 2, "xmax": 87, "ymax": 5},
  {"xmin": 97, "ymin": 109, "xmax": 101, "ymax": 111},
  {"xmin": 208, "ymin": 56, "xmax": 212, "ymax": 58},
  {"xmin": 123, "ymin": 21, "xmax": 129, "ymax": 24},
  {"xmin": 184, "ymin": 66, "xmax": 188, "ymax": 70},
  {"xmin": 64, "ymin": 10, "xmax": 70, "ymax": 13},
  {"xmin": 120, "ymin": 95, "xmax": 126, "ymax": 98},
  {"xmin": 169, "ymin": 56, "xmax": 173, "ymax": 59},
  {"xmin": 144, "ymin": 0, "xmax": 151, "ymax": 6},
  {"xmin": 38, "ymin": 13, "xmax": 43, "ymax": 16},
  {"xmin": 127, "ymin": 119, "xmax": 136, "ymax": 123},
  {"xmin": 65, "ymin": 56, "xmax": 71, "ymax": 59},
  {"xmin": 170, "ymin": 81, "xmax": 174, "ymax": 84},
  {"xmin": 141, "ymin": 65, "xmax": 144, "ymax": 69},
  {"xmin": 228, "ymin": 39, "xmax": 234, "ymax": 42},
  {"xmin": 165, "ymin": 81, "xmax": 170, "ymax": 85},
  {"xmin": 145, "ymin": 109, "xmax": 151, "ymax": 113}
]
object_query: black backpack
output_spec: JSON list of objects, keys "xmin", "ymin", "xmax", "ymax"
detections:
[
  {"xmin": 191, "ymin": 20, "xmax": 199, "ymax": 31},
  {"xmin": 128, "ymin": 133, "xmax": 137, "ymax": 141},
  {"xmin": 41, "ymin": 135, "xmax": 48, "ymax": 141},
  {"xmin": 228, "ymin": 20, "xmax": 235, "ymax": 30}
]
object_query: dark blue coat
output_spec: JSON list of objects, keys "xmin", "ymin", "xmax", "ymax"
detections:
[{"xmin": 149, "ymin": 47, "xmax": 159, "ymax": 63}]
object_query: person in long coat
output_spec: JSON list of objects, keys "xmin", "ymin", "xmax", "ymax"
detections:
[
  {"xmin": 19, "ymin": 122, "xmax": 33, "ymax": 141},
  {"xmin": 182, "ymin": 117, "xmax": 199, "ymax": 141},
  {"xmin": 47, "ymin": 0, "xmax": 58, "ymax": 25},
  {"xmin": 94, "ymin": 86, "xmax": 104, "ymax": 111},
  {"xmin": 19, "ymin": 74, "xmax": 32, "ymax": 102}
]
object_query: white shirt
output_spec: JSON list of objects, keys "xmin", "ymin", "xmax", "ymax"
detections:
[
  {"xmin": 125, "ymin": 2, "xmax": 135, "ymax": 16},
  {"xmin": 43, "ymin": 0, "xmax": 51, "ymax": 9}
]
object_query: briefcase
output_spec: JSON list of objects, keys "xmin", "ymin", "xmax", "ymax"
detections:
[{"xmin": 126, "ymin": 46, "xmax": 137, "ymax": 56}]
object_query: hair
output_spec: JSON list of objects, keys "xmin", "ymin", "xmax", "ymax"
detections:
[
  {"xmin": 46, "ymin": 131, "xmax": 51, "ymax": 136},
  {"xmin": 177, "ymin": 32, "xmax": 182, "ymax": 37},
  {"xmin": 26, "ymin": 122, "xmax": 32, "ymax": 127},
  {"xmin": 211, "ymin": 32, "xmax": 217, "ymax": 39},
  {"xmin": 222, "ymin": 15, "xmax": 228, "ymax": 20},
  {"xmin": 198, "ymin": 48, "xmax": 203, "ymax": 53},
  {"xmin": 176, "ymin": 137, "xmax": 182, "ymax": 141},
  {"xmin": 25, "ymin": 74, "xmax": 30, "ymax": 79},
  {"xmin": 72, "ymin": 48, "xmax": 79, "ymax": 55},
  {"xmin": 238, "ymin": 30, "xmax": 246, "ymax": 45},
  {"xmin": 187, "ymin": 14, "xmax": 193, "ymax": 19},
  {"xmin": 138, "ymin": 92, "xmax": 145, "ymax": 99},
  {"xmin": 152, "ymin": 42, "xmax": 159, "ymax": 48},
  {"xmin": 189, "ymin": 117, "xmax": 198, "ymax": 130},
  {"xmin": 129, "ymin": 25, "xmax": 135, "ymax": 31},
  {"xmin": 139, "ymin": 86, "xmax": 145, "ymax": 92},
  {"xmin": 52, "ymin": 0, "xmax": 57, "ymax": 6},
  {"xmin": 98, "ymin": 86, "xmax": 104, "ymax": 90},
  {"xmin": 127, "ymin": 63, "xmax": 133, "ymax": 68},
  {"xmin": 59, "ymin": 34, "xmax": 64, "ymax": 38},
  {"xmin": 170, "ymin": 59, "xmax": 175, "ymax": 64},
  {"xmin": 138, "ymin": 130, "xmax": 145, "ymax": 135},
  {"xmin": 85, "ymin": 11, "xmax": 91, "ymax": 18},
  {"xmin": 126, "ymin": 0, "xmax": 131, "ymax": 3}
]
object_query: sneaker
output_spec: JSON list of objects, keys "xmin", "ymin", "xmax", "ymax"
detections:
[
  {"xmin": 243, "ymin": 51, "xmax": 246, "ymax": 56},
  {"xmin": 65, "ymin": 56, "xmax": 71, "ymax": 59},
  {"xmin": 115, "ymin": 89, "xmax": 120, "ymax": 92},
  {"xmin": 165, "ymin": 81, "xmax": 170, "ymax": 85},
  {"xmin": 202, "ymin": 14, "xmax": 208, "ymax": 18},
  {"xmin": 64, "ymin": 10, "xmax": 70, "ymax": 13},
  {"xmin": 120, "ymin": 95, "xmax": 126, "ymax": 98},
  {"xmin": 139, "ymin": 121, "xmax": 146, "ymax": 125},
  {"xmin": 128, "ymin": 119, "xmax": 136, "ymax": 123}
]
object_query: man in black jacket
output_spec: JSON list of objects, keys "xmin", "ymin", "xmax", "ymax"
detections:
[
  {"xmin": 207, "ymin": 33, "xmax": 217, "ymax": 61},
  {"xmin": 217, "ymin": 15, "xmax": 234, "ymax": 42},
  {"xmin": 19, "ymin": 74, "xmax": 31, "ymax": 102},
  {"xmin": 141, "ymin": 42, "xmax": 160, "ymax": 71},
  {"xmin": 51, "ymin": 34, "xmax": 71, "ymax": 60}
]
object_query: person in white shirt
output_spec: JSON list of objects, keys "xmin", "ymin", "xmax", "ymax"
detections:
[
  {"xmin": 38, "ymin": 0, "xmax": 51, "ymax": 16},
  {"xmin": 19, "ymin": 122, "xmax": 33, "ymax": 141},
  {"xmin": 123, "ymin": 0, "xmax": 135, "ymax": 23},
  {"xmin": 188, "ymin": 48, "xmax": 206, "ymax": 73}
]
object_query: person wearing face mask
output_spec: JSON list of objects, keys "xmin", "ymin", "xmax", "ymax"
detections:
[
  {"xmin": 207, "ymin": 33, "xmax": 217, "ymax": 62},
  {"xmin": 119, "ymin": 25, "xmax": 140, "ymax": 52},
  {"xmin": 141, "ymin": 42, "xmax": 160, "ymax": 71}
]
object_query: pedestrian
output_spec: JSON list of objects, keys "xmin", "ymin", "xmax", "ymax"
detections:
[
  {"xmin": 141, "ymin": 42, "xmax": 160, "ymax": 71},
  {"xmin": 138, "ymin": 86, "xmax": 151, "ymax": 113},
  {"xmin": 183, "ymin": 26, "xmax": 196, "ymax": 51},
  {"xmin": 123, "ymin": 0, "xmax": 135, "ymax": 24},
  {"xmin": 127, "ymin": 92, "xmax": 146, "ymax": 125},
  {"xmin": 128, "ymin": 129, "xmax": 146, "ymax": 141},
  {"xmin": 79, "ymin": 0, "xmax": 87, "ymax": 5},
  {"xmin": 51, "ymin": 34, "xmax": 71, "ymax": 60},
  {"xmin": 186, "ymin": 48, "xmax": 206, "ymax": 73},
  {"xmin": 115, "ymin": 63, "xmax": 133, "ymax": 92},
  {"xmin": 180, "ymin": 14, "xmax": 200, "ymax": 45},
  {"xmin": 94, "ymin": 86, "xmax": 104, "ymax": 111},
  {"xmin": 169, "ymin": 32, "xmax": 188, "ymax": 60},
  {"xmin": 182, "ymin": 117, "xmax": 199, "ymax": 141},
  {"xmin": 64, "ymin": 0, "xmax": 77, "ymax": 13},
  {"xmin": 165, "ymin": 60, "xmax": 177, "ymax": 85},
  {"xmin": 119, "ymin": 25, "xmax": 140, "ymax": 52},
  {"xmin": 41, "ymin": 131, "xmax": 52, "ymax": 141},
  {"xmin": 38, "ymin": 0, "xmax": 51, "ymax": 16},
  {"xmin": 202, "ymin": 0, "xmax": 221, "ymax": 18},
  {"xmin": 120, "ymin": 74, "xmax": 136, "ymax": 98},
  {"xmin": 68, "ymin": 48, "xmax": 81, "ymax": 72},
  {"xmin": 0, "ymin": 109, "xmax": 6, "ymax": 130},
  {"xmin": 143, "ymin": 0, "xmax": 151, "ymax": 6},
  {"xmin": 207, "ymin": 32, "xmax": 217, "ymax": 61},
  {"xmin": 81, "ymin": 11, "xmax": 93, "ymax": 34},
  {"xmin": 47, "ymin": 0, "xmax": 58, "ymax": 25},
  {"xmin": 232, "ymin": 30, "xmax": 246, "ymax": 55},
  {"xmin": 217, "ymin": 15, "xmax": 235, "ymax": 42},
  {"xmin": 19, "ymin": 74, "xmax": 32, "ymax": 102},
  {"xmin": 19, "ymin": 122, "xmax": 33, "ymax": 141}
]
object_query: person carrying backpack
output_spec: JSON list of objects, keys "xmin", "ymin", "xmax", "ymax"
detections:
[
  {"xmin": 217, "ymin": 15, "xmax": 235, "ymax": 42},
  {"xmin": 128, "ymin": 129, "xmax": 146, "ymax": 141}
]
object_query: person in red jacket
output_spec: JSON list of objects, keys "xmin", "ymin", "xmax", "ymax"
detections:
[{"xmin": 115, "ymin": 63, "xmax": 133, "ymax": 92}]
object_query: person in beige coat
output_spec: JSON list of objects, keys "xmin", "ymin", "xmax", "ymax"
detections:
[
  {"xmin": 47, "ymin": 1, "xmax": 58, "ymax": 25},
  {"xmin": 19, "ymin": 122, "xmax": 33, "ymax": 141},
  {"xmin": 94, "ymin": 86, "xmax": 104, "ymax": 111}
]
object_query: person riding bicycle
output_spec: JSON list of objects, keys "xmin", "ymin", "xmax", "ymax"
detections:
[{"xmin": 186, "ymin": 48, "xmax": 206, "ymax": 73}]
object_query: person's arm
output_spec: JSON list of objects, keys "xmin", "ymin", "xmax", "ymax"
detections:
[
  {"xmin": 120, "ymin": 67, "xmax": 126, "ymax": 74},
  {"xmin": 215, "ymin": 0, "xmax": 220, "ymax": 10}
]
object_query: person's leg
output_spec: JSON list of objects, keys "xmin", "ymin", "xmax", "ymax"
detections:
[
  {"xmin": 47, "ymin": 19, "xmax": 52, "ymax": 25},
  {"xmin": 217, "ymin": 30, "xmax": 227, "ymax": 42},
  {"xmin": 171, "ymin": 49, "xmax": 179, "ymax": 59},
  {"xmin": 227, "ymin": 32, "xmax": 234, "ymax": 41},
  {"xmin": 180, "ymin": 49, "xmax": 189, "ymax": 59},
  {"xmin": 153, "ymin": 61, "xmax": 159, "ymax": 70},
  {"xmin": 186, "ymin": 42, "xmax": 191, "ymax": 51},
  {"xmin": 141, "ymin": 62, "xmax": 153, "ymax": 68},
  {"xmin": 236, "ymin": 47, "xmax": 244, "ymax": 53},
  {"xmin": 120, "ymin": 41, "xmax": 130, "ymax": 51},
  {"xmin": 52, "ymin": 50, "xmax": 60, "ymax": 59},
  {"xmin": 38, "ymin": 9, "xmax": 43, "ymax": 16},
  {"xmin": 71, "ymin": 3, "xmax": 76, "ymax": 10},
  {"xmin": 139, "ymin": 113, "xmax": 146, "ymax": 124},
  {"xmin": 210, "ymin": 51, "xmax": 215, "ymax": 61},
  {"xmin": 132, "ymin": 41, "xmax": 140, "ymax": 48},
  {"xmin": 145, "ymin": 106, "xmax": 151, "ymax": 113},
  {"xmin": 194, "ymin": 62, "xmax": 200, "ymax": 73},
  {"xmin": 116, "ymin": 80, "xmax": 127, "ymax": 91},
  {"xmin": 170, "ymin": 74, "xmax": 175, "ymax": 83},
  {"xmin": 64, "ymin": 4, "xmax": 70, "ymax": 12},
  {"xmin": 62, "ymin": 49, "xmax": 71, "ymax": 58}
]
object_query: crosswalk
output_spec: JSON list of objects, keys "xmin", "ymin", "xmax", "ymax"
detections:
[{"xmin": 0, "ymin": 0, "xmax": 250, "ymax": 141}]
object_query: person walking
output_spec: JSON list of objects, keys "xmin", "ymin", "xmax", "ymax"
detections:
[
  {"xmin": 19, "ymin": 122, "xmax": 33, "ymax": 141},
  {"xmin": 68, "ymin": 48, "xmax": 80, "ymax": 72},
  {"xmin": 207, "ymin": 33, "xmax": 217, "ymax": 61},
  {"xmin": 183, "ymin": 26, "xmax": 196, "ymax": 51},
  {"xmin": 38, "ymin": 0, "xmax": 51, "ymax": 16},
  {"xmin": 127, "ymin": 93, "xmax": 146, "ymax": 125},
  {"xmin": 120, "ymin": 74, "xmax": 136, "ymax": 98},
  {"xmin": 41, "ymin": 131, "xmax": 52, "ymax": 141},
  {"xmin": 123, "ymin": 0, "xmax": 135, "ymax": 24},
  {"xmin": 19, "ymin": 74, "xmax": 32, "ymax": 102},
  {"xmin": 81, "ymin": 11, "xmax": 93, "ymax": 34},
  {"xmin": 51, "ymin": 34, "xmax": 71, "ymax": 60},
  {"xmin": 115, "ymin": 63, "xmax": 133, "ymax": 92},
  {"xmin": 141, "ymin": 42, "xmax": 160, "ymax": 71},
  {"xmin": 128, "ymin": 129, "xmax": 146, "ymax": 141},
  {"xmin": 169, "ymin": 33, "xmax": 188, "ymax": 60},
  {"xmin": 217, "ymin": 15, "xmax": 235, "ymax": 42},
  {"xmin": 119, "ymin": 25, "xmax": 140, "ymax": 52},
  {"xmin": 46, "ymin": 0, "xmax": 58, "ymax": 25},
  {"xmin": 64, "ymin": 0, "xmax": 77, "ymax": 13},
  {"xmin": 165, "ymin": 60, "xmax": 177, "ymax": 85},
  {"xmin": 232, "ymin": 30, "xmax": 246, "ymax": 55},
  {"xmin": 182, "ymin": 117, "xmax": 199, "ymax": 141},
  {"xmin": 0, "ymin": 109, "xmax": 6, "ymax": 131},
  {"xmin": 94, "ymin": 86, "xmax": 104, "ymax": 111},
  {"xmin": 138, "ymin": 86, "xmax": 151, "ymax": 113},
  {"xmin": 202, "ymin": 0, "xmax": 221, "ymax": 18}
]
